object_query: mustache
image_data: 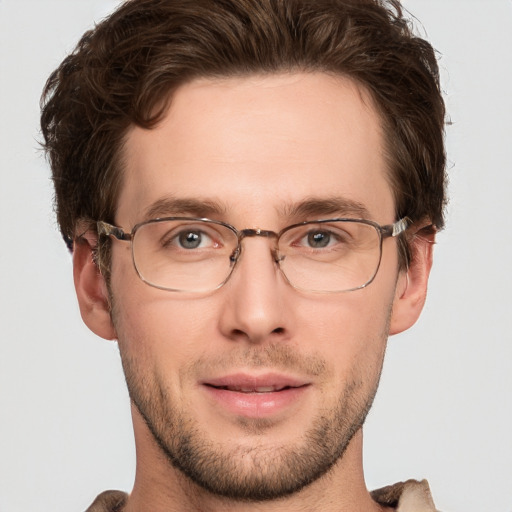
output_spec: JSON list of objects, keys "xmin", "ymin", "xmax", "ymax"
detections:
[{"xmin": 184, "ymin": 343, "xmax": 328, "ymax": 378}]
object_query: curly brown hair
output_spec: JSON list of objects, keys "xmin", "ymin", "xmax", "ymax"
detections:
[{"xmin": 41, "ymin": 0, "xmax": 446, "ymax": 271}]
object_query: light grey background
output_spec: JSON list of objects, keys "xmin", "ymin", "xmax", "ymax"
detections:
[{"xmin": 0, "ymin": 1, "xmax": 511, "ymax": 511}]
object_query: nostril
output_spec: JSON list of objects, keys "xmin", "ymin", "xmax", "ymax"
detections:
[{"xmin": 272, "ymin": 327, "xmax": 285, "ymax": 334}]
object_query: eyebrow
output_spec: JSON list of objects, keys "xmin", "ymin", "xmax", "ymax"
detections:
[
  {"xmin": 143, "ymin": 197, "xmax": 227, "ymax": 220},
  {"xmin": 142, "ymin": 195, "xmax": 371, "ymax": 224},
  {"xmin": 279, "ymin": 197, "xmax": 371, "ymax": 221}
]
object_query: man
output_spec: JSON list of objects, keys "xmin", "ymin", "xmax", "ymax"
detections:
[{"xmin": 40, "ymin": 0, "xmax": 446, "ymax": 510}]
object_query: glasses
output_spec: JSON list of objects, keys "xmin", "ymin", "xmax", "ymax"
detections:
[{"xmin": 97, "ymin": 216, "xmax": 409, "ymax": 293}]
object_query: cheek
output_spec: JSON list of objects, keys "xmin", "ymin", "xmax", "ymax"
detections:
[
  {"xmin": 111, "ymin": 296, "xmax": 210, "ymax": 409},
  {"xmin": 298, "ymin": 290, "xmax": 392, "ymax": 376},
  {"xmin": 112, "ymin": 280, "xmax": 220, "ymax": 370}
]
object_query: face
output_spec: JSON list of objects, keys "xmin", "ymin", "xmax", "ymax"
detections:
[{"xmin": 108, "ymin": 73, "xmax": 404, "ymax": 500}]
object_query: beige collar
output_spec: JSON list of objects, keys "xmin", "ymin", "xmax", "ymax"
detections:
[{"xmin": 371, "ymin": 479, "xmax": 438, "ymax": 511}]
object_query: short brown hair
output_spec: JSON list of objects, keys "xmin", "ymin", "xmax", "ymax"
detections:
[{"xmin": 41, "ymin": 0, "xmax": 446, "ymax": 269}]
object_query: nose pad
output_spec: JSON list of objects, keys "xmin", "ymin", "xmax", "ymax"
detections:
[
  {"xmin": 273, "ymin": 249, "xmax": 285, "ymax": 264},
  {"xmin": 224, "ymin": 239, "xmax": 285, "ymax": 292},
  {"xmin": 229, "ymin": 246, "xmax": 241, "ymax": 266},
  {"xmin": 230, "ymin": 244, "xmax": 283, "ymax": 270},
  {"xmin": 228, "ymin": 239, "xmax": 282, "ymax": 266}
]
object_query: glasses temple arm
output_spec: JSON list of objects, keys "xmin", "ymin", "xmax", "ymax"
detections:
[{"xmin": 97, "ymin": 221, "xmax": 132, "ymax": 241}]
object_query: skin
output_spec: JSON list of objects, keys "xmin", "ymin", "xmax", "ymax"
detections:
[{"xmin": 74, "ymin": 73, "xmax": 434, "ymax": 512}]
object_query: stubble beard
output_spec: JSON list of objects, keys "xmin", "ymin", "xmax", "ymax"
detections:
[{"xmin": 119, "ymin": 341, "xmax": 385, "ymax": 502}]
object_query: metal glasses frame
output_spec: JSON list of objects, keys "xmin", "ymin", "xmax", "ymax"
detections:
[{"xmin": 97, "ymin": 216, "xmax": 410, "ymax": 293}]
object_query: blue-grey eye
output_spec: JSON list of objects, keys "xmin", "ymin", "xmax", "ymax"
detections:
[
  {"xmin": 307, "ymin": 231, "xmax": 331, "ymax": 248},
  {"xmin": 178, "ymin": 231, "xmax": 202, "ymax": 249}
]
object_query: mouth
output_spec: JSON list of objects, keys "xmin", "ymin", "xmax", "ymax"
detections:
[
  {"xmin": 205, "ymin": 384, "xmax": 300, "ymax": 393},
  {"xmin": 201, "ymin": 374, "xmax": 311, "ymax": 418},
  {"xmin": 203, "ymin": 373, "xmax": 309, "ymax": 392}
]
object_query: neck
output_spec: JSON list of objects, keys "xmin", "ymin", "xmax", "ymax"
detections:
[{"xmin": 124, "ymin": 407, "xmax": 389, "ymax": 512}]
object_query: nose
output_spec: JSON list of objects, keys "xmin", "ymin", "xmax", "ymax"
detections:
[{"xmin": 217, "ymin": 236, "xmax": 292, "ymax": 344}]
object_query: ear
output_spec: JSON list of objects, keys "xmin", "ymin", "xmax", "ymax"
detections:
[
  {"xmin": 389, "ymin": 228, "xmax": 435, "ymax": 335},
  {"xmin": 73, "ymin": 234, "xmax": 117, "ymax": 340}
]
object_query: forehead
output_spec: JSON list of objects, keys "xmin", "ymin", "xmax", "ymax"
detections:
[{"xmin": 118, "ymin": 72, "xmax": 394, "ymax": 227}]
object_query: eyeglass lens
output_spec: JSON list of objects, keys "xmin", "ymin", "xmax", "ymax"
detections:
[{"xmin": 131, "ymin": 219, "xmax": 383, "ymax": 293}]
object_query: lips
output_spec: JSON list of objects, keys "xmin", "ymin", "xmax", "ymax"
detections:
[
  {"xmin": 201, "ymin": 373, "xmax": 310, "ymax": 418},
  {"xmin": 203, "ymin": 373, "xmax": 308, "ymax": 392}
]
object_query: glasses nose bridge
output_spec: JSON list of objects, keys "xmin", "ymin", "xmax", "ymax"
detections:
[
  {"xmin": 230, "ymin": 228, "xmax": 280, "ymax": 264},
  {"xmin": 237, "ymin": 227, "xmax": 279, "ymax": 242}
]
